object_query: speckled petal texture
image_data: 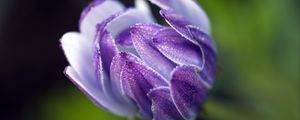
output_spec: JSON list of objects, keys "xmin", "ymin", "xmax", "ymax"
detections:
[
  {"xmin": 131, "ymin": 24, "xmax": 176, "ymax": 79},
  {"xmin": 120, "ymin": 52, "xmax": 168, "ymax": 119},
  {"xmin": 170, "ymin": 65, "xmax": 209, "ymax": 120},
  {"xmin": 153, "ymin": 28, "xmax": 204, "ymax": 67},
  {"xmin": 148, "ymin": 87, "xmax": 184, "ymax": 120},
  {"xmin": 61, "ymin": 0, "xmax": 216, "ymax": 119}
]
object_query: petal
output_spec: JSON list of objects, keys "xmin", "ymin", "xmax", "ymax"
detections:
[
  {"xmin": 80, "ymin": 0, "xmax": 124, "ymax": 39},
  {"xmin": 170, "ymin": 65, "xmax": 209, "ymax": 120},
  {"xmin": 187, "ymin": 25, "xmax": 217, "ymax": 52},
  {"xmin": 160, "ymin": 9, "xmax": 214, "ymax": 47},
  {"xmin": 169, "ymin": 0, "xmax": 211, "ymax": 34},
  {"xmin": 115, "ymin": 27, "xmax": 132, "ymax": 46},
  {"xmin": 95, "ymin": 30, "xmax": 118, "ymax": 75},
  {"xmin": 160, "ymin": 11, "xmax": 217, "ymax": 80},
  {"xmin": 149, "ymin": 0, "xmax": 171, "ymax": 9},
  {"xmin": 64, "ymin": 66, "xmax": 104, "ymax": 108},
  {"xmin": 107, "ymin": 8, "xmax": 153, "ymax": 54},
  {"xmin": 79, "ymin": 0, "xmax": 105, "ymax": 23},
  {"xmin": 160, "ymin": 9, "xmax": 197, "ymax": 45},
  {"xmin": 93, "ymin": 9, "xmax": 137, "ymax": 94},
  {"xmin": 64, "ymin": 66, "xmax": 135, "ymax": 116},
  {"xmin": 110, "ymin": 52, "xmax": 139, "ymax": 95},
  {"xmin": 93, "ymin": 7, "xmax": 169, "ymax": 115},
  {"xmin": 93, "ymin": 19, "xmax": 138, "ymax": 116},
  {"xmin": 200, "ymin": 43, "xmax": 217, "ymax": 85},
  {"xmin": 130, "ymin": 23, "xmax": 176, "ymax": 79},
  {"xmin": 93, "ymin": 8, "xmax": 156, "ymax": 56},
  {"xmin": 94, "ymin": 30, "xmax": 117, "ymax": 98},
  {"xmin": 120, "ymin": 53, "xmax": 169, "ymax": 118},
  {"xmin": 60, "ymin": 32, "xmax": 97, "ymax": 85},
  {"xmin": 135, "ymin": 0, "xmax": 155, "ymax": 22},
  {"xmin": 107, "ymin": 8, "xmax": 154, "ymax": 38},
  {"xmin": 94, "ymin": 6, "xmax": 159, "ymax": 73},
  {"xmin": 147, "ymin": 87, "xmax": 184, "ymax": 120},
  {"xmin": 93, "ymin": 9, "xmax": 162, "ymax": 112},
  {"xmin": 131, "ymin": 23, "xmax": 163, "ymax": 37},
  {"xmin": 93, "ymin": 14, "xmax": 119, "ymax": 96},
  {"xmin": 153, "ymin": 28, "xmax": 204, "ymax": 68},
  {"xmin": 187, "ymin": 26, "xmax": 217, "ymax": 84},
  {"xmin": 152, "ymin": 0, "xmax": 210, "ymax": 34}
]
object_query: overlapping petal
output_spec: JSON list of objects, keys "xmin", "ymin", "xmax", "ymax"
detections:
[
  {"xmin": 148, "ymin": 87, "xmax": 184, "ymax": 120},
  {"xmin": 80, "ymin": 0, "xmax": 124, "ymax": 39},
  {"xmin": 150, "ymin": 0, "xmax": 210, "ymax": 34},
  {"xmin": 93, "ymin": 7, "xmax": 159, "ymax": 116},
  {"xmin": 170, "ymin": 65, "xmax": 209, "ymax": 120},
  {"xmin": 187, "ymin": 25, "xmax": 216, "ymax": 52},
  {"xmin": 131, "ymin": 23, "xmax": 176, "ymax": 79},
  {"xmin": 135, "ymin": 0, "xmax": 155, "ymax": 22},
  {"xmin": 160, "ymin": 9, "xmax": 198, "ymax": 45},
  {"xmin": 107, "ymin": 8, "xmax": 154, "ymax": 42},
  {"xmin": 64, "ymin": 66, "xmax": 105, "ymax": 109},
  {"xmin": 61, "ymin": 32, "xmax": 96, "ymax": 86},
  {"xmin": 120, "ymin": 52, "xmax": 169, "ymax": 118},
  {"xmin": 93, "ymin": 12, "xmax": 120, "ymax": 104},
  {"xmin": 61, "ymin": 0, "xmax": 216, "ymax": 119},
  {"xmin": 153, "ymin": 28, "xmax": 204, "ymax": 68},
  {"xmin": 199, "ymin": 43, "xmax": 217, "ymax": 85},
  {"xmin": 149, "ymin": 0, "xmax": 171, "ymax": 9},
  {"xmin": 110, "ymin": 52, "xmax": 138, "ymax": 96},
  {"xmin": 63, "ymin": 59, "xmax": 134, "ymax": 116},
  {"xmin": 160, "ymin": 9, "xmax": 217, "ymax": 84},
  {"xmin": 169, "ymin": 0, "xmax": 210, "ymax": 34}
]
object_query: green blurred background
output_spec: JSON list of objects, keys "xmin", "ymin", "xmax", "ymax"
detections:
[{"xmin": 0, "ymin": 0, "xmax": 299, "ymax": 120}]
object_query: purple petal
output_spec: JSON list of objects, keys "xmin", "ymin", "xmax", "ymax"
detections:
[
  {"xmin": 92, "ymin": 8, "xmax": 156, "ymax": 57},
  {"xmin": 93, "ymin": 8, "xmax": 167, "ymax": 114},
  {"xmin": 115, "ymin": 28, "xmax": 132, "ymax": 46},
  {"xmin": 200, "ymin": 44, "xmax": 217, "ymax": 85},
  {"xmin": 187, "ymin": 25, "xmax": 217, "ymax": 52},
  {"xmin": 110, "ymin": 52, "xmax": 138, "ymax": 96},
  {"xmin": 147, "ymin": 87, "xmax": 184, "ymax": 120},
  {"xmin": 106, "ymin": 8, "xmax": 154, "ymax": 37},
  {"xmin": 160, "ymin": 10, "xmax": 197, "ymax": 45},
  {"xmin": 169, "ymin": 0, "xmax": 211, "ymax": 34},
  {"xmin": 95, "ymin": 7, "xmax": 157, "ymax": 70},
  {"xmin": 130, "ymin": 23, "xmax": 176, "ymax": 79},
  {"xmin": 160, "ymin": 10, "xmax": 217, "ymax": 82},
  {"xmin": 93, "ymin": 14, "xmax": 120, "ymax": 94},
  {"xmin": 152, "ymin": 0, "xmax": 210, "ymax": 34},
  {"xmin": 80, "ymin": 0, "xmax": 124, "ymax": 39},
  {"xmin": 93, "ymin": 15, "xmax": 139, "ymax": 116},
  {"xmin": 153, "ymin": 28, "xmax": 204, "ymax": 67},
  {"xmin": 160, "ymin": 9, "xmax": 213, "ymax": 46},
  {"xmin": 149, "ymin": 0, "xmax": 171, "ymax": 9},
  {"xmin": 94, "ymin": 30, "xmax": 118, "ymax": 76},
  {"xmin": 64, "ymin": 66, "xmax": 135, "ymax": 116},
  {"xmin": 170, "ymin": 65, "xmax": 209, "ymax": 120},
  {"xmin": 61, "ymin": 32, "xmax": 133, "ymax": 115},
  {"xmin": 135, "ymin": 0, "xmax": 155, "ymax": 22},
  {"xmin": 60, "ymin": 32, "xmax": 97, "ymax": 86},
  {"xmin": 64, "ymin": 66, "xmax": 104, "ymax": 108},
  {"xmin": 79, "ymin": 0, "xmax": 105, "ymax": 24},
  {"xmin": 120, "ymin": 53, "xmax": 169, "ymax": 118},
  {"xmin": 160, "ymin": 10, "xmax": 215, "ymax": 49},
  {"xmin": 187, "ymin": 26, "xmax": 217, "ymax": 84},
  {"xmin": 131, "ymin": 23, "xmax": 163, "ymax": 37}
]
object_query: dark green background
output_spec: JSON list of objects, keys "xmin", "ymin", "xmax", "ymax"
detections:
[
  {"xmin": 42, "ymin": 0, "xmax": 300, "ymax": 120},
  {"xmin": 0, "ymin": 0, "xmax": 299, "ymax": 120}
]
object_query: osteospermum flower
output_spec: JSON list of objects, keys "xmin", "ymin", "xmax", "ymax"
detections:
[{"xmin": 60, "ymin": 0, "xmax": 217, "ymax": 119}]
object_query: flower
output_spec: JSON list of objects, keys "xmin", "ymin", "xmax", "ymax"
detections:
[{"xmin": 60, "ymin": 0, "xmax": 217, "ymax": 120}]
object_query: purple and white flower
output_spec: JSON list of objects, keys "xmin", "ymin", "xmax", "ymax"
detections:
[{"xmin": 60, "ymin": 0, "xmax": 217, "ymax": 119}]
